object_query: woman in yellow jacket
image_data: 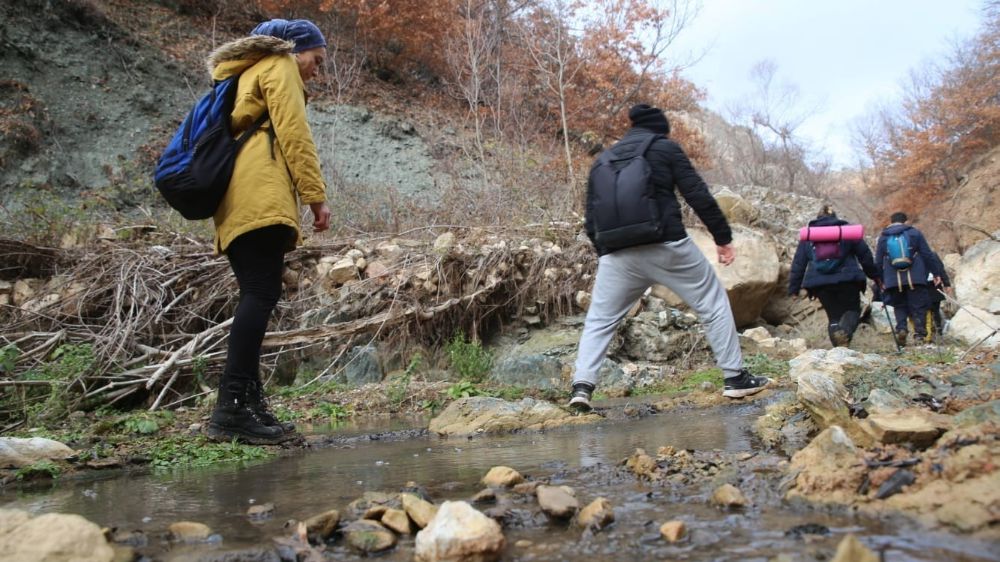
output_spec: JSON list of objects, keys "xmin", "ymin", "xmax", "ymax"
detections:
[{"xmin": 205, "ymin": 19, "xmax": 331, "ymax": 444}]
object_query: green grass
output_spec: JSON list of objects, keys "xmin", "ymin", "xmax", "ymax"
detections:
[
  {"xmin": 149, "ymin": 436, "xmax": 272, "ymax": 469},
  {"xmin": 307, "ymin": 402, "xmax": 351, "ymax": 422},
  {"xmin": 634, "ymin": 367, "xmax": 724, "ymax": 396},
  {"xmin": 743, "ymin": 353, "xmax": 790, "ymax": 379},
  {"xmin": 906, "ymin": 347, "xmax": 957, "ymax": 364},
  {"xmin": 15, "ymin": 460, "xmax": 60, "ymax": 481}
]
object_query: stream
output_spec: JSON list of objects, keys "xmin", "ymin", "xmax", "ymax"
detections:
[{"xmin": 2, "ymin": 402, "xmax": 998, "ymax": 561}]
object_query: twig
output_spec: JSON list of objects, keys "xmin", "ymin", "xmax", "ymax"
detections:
[{"xmin": 145, "ymin": 319, "xmax": 232, "ymax": 391}]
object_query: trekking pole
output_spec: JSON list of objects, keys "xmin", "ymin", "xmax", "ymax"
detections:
[{"xmin": 882, "ymin": 302, "xmax": 902, "ymax": 352}]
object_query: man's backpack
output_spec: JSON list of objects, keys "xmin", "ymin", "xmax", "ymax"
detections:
[
  {"xmin": 153, "ymin": 74, "xmax": 268, "ymax": 220},
  {"xmin": 589, "ymin": 134, "xmax": 664, "ymax": 252},
  {"xmin": 810, "ymin": 240, "xmax": 847, "ymax": 274},
  {"xmin": 886, "ymin": 232, "xmax": 914, "ymax": 270}
]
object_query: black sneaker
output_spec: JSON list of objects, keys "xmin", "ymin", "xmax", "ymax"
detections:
[
  {"xmin": 722, "ymin": 370, "xmax": 770, "ymax": 399},
  {"xmin": 568, "ymin": 382, "xmax": 594, "ymax": 412},
  {"xmin": 830, "ymin": 329, "xmax": 850, "ymax": 347}
]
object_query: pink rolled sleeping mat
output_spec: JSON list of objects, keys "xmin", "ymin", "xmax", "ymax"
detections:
[{"xmin": 799, "ymin": 224, "xmax": 864, "ymax": 242}]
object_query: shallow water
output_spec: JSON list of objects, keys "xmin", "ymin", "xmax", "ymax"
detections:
[{"xmin": 2, "ymin": 403, "xmax": 997, "ymax": 561}]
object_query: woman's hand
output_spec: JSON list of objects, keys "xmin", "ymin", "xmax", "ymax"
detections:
[{"xmin": 310, "ymin": 202, "xmax": 331, "ymax": 232}]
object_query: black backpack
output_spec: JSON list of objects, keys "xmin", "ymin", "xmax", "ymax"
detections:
[{"xmin": 589, "ymin": 134, "xmax": 664, "ymax": 252}]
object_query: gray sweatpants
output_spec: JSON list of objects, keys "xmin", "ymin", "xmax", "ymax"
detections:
[{"xmin": 573, "ymin": 238, "xmax": 742, "ymax": 386}]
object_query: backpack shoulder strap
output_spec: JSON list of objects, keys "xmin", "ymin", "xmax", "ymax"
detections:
[
  {"xmin": 636, "ymin": 133, "xmax": 663, "ymax": 156},
  {"xmin": 236, "ymin": 111, "xmax": 270, "ymax": 146}
]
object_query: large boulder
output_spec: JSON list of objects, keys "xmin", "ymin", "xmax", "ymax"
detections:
[
  {"xmin": 650, "ymin": 225, "xmax": 779, "ymax": 328},
  {"xmin": 946, "ymin": 304, "xmax": 1000, "ymax": 349},
  {"xmin": 0, "ymin": 510, "xmax": 114, "ymax": 562},
  {"xmin": 954, "ymin": 237, "xmax": 1000, "ymax": 313},
  {"xmin": 788, "ymin": 348, "xmax": 886, "ymax": 384},
  {"xmin": 0, "ymin": 437, "xmax": 75, "ymax": 469}
]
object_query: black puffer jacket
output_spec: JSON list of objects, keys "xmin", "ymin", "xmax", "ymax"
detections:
[
  {"xmin": 584, "ymin": 128, "xmax": 732, "ymax": 256},
  {"xmin": 787, "ymin": 215, "xmax": 879, "ymax": 295}
]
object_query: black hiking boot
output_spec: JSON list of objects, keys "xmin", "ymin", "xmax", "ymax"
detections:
[
  {"xmin": 894, "ymin": 329, "xmax": 908, "ymax": 348},
  {"xmin": 828, "ymin": 322, "xmax": 850, "ymax": 347},
  {"xmin": 568, "ymin": 382, "xmax": 594, "ymax": 412},
  {"xmin": 207, "ymin": 380, "xmax": 290, "ymax": 445},
  {"xmin": 247, "ymin": 379, "xmax": 296, "ymax": 434},
  {"xmin": 722, "ymin": 369, "xmax": 771, "ymax": 399}
]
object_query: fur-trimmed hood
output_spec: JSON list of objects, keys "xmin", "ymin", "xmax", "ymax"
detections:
[{"xmin": 206, "ymin": 35, "xmax": 295, "ymax": 76}]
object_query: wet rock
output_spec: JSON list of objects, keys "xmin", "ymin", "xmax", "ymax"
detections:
[
  {"xmin": 105, "ymin": 529, "xmax": 148, "ymax": 548},
  {"xmin": 363, "ymin": 505, "xmax": 389, "ymax": 520},
  {"xmin": 511, "ymin": 481, "xmax": 542, "ymax": 495},
  {"xmin": 482, "ymin": 466, "xmax": 524, "ymax": 488},
  {"xmin": 783, "ymin": 523, "xmax": 830, "ymax": 538},
  {"xmin": 860, "ymin": 409, "xmax": 953, "ymax": 448},
  {"xmin": 536, "ymin": 485, "xmax": 579, "ymax": 519},
  {"xmin": 874, "ymin": 468, "xmax": 916, "ymax": 499},
  {"xmin": 830, "ymin": 534, "xmax": 878, "ymax": 562},
  {"xmin": 471, "ymin": 489, "xmax": 497, "ymax": 504},
  {"xmin": 343, "ymin": 520, "xmax": 396, "ymax": 554},
  {"xmin": 429, "ymin": 397, "xmax": 596, "ymax": 436},
  {"xmin": 576, "ymin": 498, "xmax": 614, "ymax": 530},
  {"xmin": 795, "ymin": 369, "xmax": 867, "ymax": 444},
  {"xmin": 0, "ymin": 510, "xmax": 114, "ymax": 562},
  {"xmin": 168, "ymin": 521, "xmax": 212, "ymax": 543},
  {"xmin": 787, "ymin": 426, "xmax": 866, "ymax": 504},
  {"xmin": 414, "ymin": 501, "xmax": 505, "ymax": 562},
  {"xmin": 658, "ymin": 520, "xmax": 686, "ymax": 543},
  {"xmin": 84, "ymin": 458, "xmax": 122, "ymax": 470},
  {"xmin": 624, "ymin": 448, "xmax": 658, "ymax": 480},
  {"xmin": 247, "ymin": 503, "xmax": 275, "ymax": 521},
  {"xmin": 347, "ymin": 491, "xmax": 397, "ymax": 519},
  {"xmin": 381, "ymin": 508, "xmax": 413, "ymax": 535},
  {"xmin": 302, "ymin": 509, "xmax": 340, "ymax": 541},
  {"xmin": 710, "ymin": 484, "xmax": 747, "ymax": 508},
  {"xmin": 402, "ymin": 493, "xmax": 438, "ymax": 529},
  {"xmin": 195, "ymin": 548, "xmax": 281, "ymax": 562},
  {"xmin": 0, "ymin": 437, "xmax": 75, "ymax": 468}
]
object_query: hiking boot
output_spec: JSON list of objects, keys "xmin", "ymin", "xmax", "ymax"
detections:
[
  {"xmin": 894, "ymin": 330, "xmax": 908, "ymax": 348},
  {"xmin": 247, "ymin": 379, "xmax": 296, "ymax": 434},
  {"xmin": 568, "ymin": 382, "xmax": 594, "ymax": 412},
  {"xmin": 207, "ymin": 380, "xmax": 290, "ymax": 445},
  {"xmin": 830, "ymin": 329, "xmax": 850, "ymax": 347},
  {"xmin": 722, "ymin": 369, "xmax": 771, "ymax": 399}
]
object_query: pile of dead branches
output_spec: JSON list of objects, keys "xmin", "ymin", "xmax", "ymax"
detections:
[{"xmin": 0, "ymin": 224, "xmax": 595, "ymax": 417}]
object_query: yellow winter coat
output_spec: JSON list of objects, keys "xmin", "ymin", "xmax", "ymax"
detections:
[{"xmin": 206, "ymin": 36, "xmax": 327, "ymax": 254}]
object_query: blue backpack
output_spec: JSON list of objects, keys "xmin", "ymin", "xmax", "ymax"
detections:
[
  {"xmin": 886, "ymin": 232, "xmax": 914, "ymax": 270},
  {"xmin": 810, "ymin": 240, "xmax": 846, "ymax": 274},
  {"xmin": 154, "ymin": 74, "xmax": 268, "ymax": 220},
  {"xmin": 589, "ymin": 134, "xmax": 665, "ymax": 251}
]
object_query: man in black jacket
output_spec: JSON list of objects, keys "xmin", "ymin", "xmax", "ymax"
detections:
[{"xmin": 569, "ymin": 104, "xmax": 770, "ymax": 411}]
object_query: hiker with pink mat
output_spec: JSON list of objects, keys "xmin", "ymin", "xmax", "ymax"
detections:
[{"xmin": 789, "ymin": 205, "xmax": 880, "ymax": 347}]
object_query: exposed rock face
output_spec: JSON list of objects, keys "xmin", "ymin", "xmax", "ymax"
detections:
[
  {"xmin": 860, "ymin": 409, "xmax": 953, "ymax": 448},
  {"xmin": 948, "ymin": 236, "xmax": 1000, "ymax": 348}
]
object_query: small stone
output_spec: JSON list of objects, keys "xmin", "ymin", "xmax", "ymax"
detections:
[
  {"xmin": 380, "ymin": 508, "xmax": 413, "ymax": 535},
  {"xmin": 302, "ymin": 509, "xmax": 340, "ymax": 540},
  {"xmin": 471, "ymin": 489, "xmax": 497, "ymax": 504},
  {"xmin": 401, "ymin": 493, "xmax": 437, "ymax": 529},
  {"xmin": 536, "ymin": 485, "xmax": 579, "ymax": 519},
  {"xmin": 576, "ymin": 498, "xmax": 614, "ymax": 530},
  {"xmin": 343, "ymin": 520, "xmax": 396, "ymax": 553},
  {"xmin": 168, "ymin": 521, "xmax": 212, "ymax": 543},
  {"xmin": 831, "ymin": 534, "xmax": 879, "ymax": 562},
  {"xmin": 247, "ymin": 503, "xmax": 275, "ymax": 520},
  {"xmin": 659, "ymin": 520, "xmax": 686, "ymax": 542},
  {"xmin": 481, "ymin": 466, "xmax": 524, "ymax": 488},
  {"xmin": 710, "ymin": 484, "xmax": 748, "ymax": 508},
  {"xmin": 515, "ymin": 539, "xmax": 533, "ymax": 548}
]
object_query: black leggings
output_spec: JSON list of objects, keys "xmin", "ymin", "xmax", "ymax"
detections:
[
  {"xmin": 223, "ymin": 225, "xmax": 292, "ymax": 382},
  {"xmin": 812, "ymin": 282, "xmax": 862, "ymax": 342}
]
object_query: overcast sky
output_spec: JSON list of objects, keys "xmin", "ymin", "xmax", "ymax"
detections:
[{"xmin": 668, "ymin": 0, "xmax": 987, "ymax": 168}]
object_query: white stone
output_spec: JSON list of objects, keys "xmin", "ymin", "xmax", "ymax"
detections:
[
  {"xmin": 414, "ymin": 501, "xmax": 504, "ymax": 562},
  {"xmin": 946, "ymin": 305, "xmax": 1000, "ymax": 349},
  {"xmin": 742, "ymin": 326, "xmax": 772, "ymax": 343}
]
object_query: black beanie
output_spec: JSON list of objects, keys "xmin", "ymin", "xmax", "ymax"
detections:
[{"xmin": 628, "ymin": 104, "xmax": 670, "ymax": 135}]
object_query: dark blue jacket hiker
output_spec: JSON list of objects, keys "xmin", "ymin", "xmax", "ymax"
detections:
[
  {"xmin": 789, "ymin": 208, "xmax": 879, "ymax": 347},
  {"xmin": 874, "ymin": 212, "xmax": 944, "ymax": 345}
]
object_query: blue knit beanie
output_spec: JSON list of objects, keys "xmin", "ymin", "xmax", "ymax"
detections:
[{"xmin": 251, "ymin": 18, "xmax": 327, "ymax": 53}]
